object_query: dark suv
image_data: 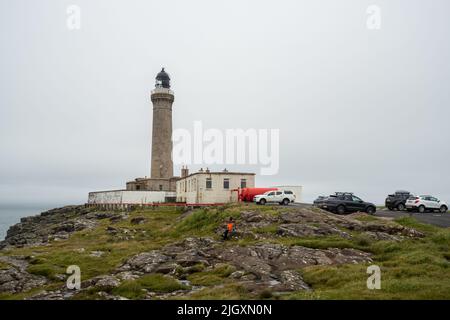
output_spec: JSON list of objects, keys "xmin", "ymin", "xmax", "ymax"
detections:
[
  {"xmin": 385, "ymin": 190, "xmax": 411, "ymax": 211},
  {"xmin": 318, "ymin": 192, "xmax": 376, "ymax": 215}
]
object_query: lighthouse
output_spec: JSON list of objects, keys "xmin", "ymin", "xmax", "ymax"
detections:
[
  {"xmin": 125, "ymin": 68, "xmax": 178, "ymax": 192},
  {"xmin": 150, "ymin": 68, "xmax": 174, "ymax": 180}
]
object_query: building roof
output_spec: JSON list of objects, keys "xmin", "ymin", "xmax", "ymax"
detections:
[
  {"xmin": 178, "ymin": 171, "xmax": 255, "ymax": 180},
  {"xmin": 156, "ymin": 67, "xmax": 171, "ymax": 88}
]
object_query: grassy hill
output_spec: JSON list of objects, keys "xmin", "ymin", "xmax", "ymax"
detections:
[{"xmin": 0, "ymin": 203, "xmax": 449, "ymax": 300}]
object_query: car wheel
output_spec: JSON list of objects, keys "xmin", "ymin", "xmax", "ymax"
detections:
[
  {"xmin": 440, "ymin": 205, "xmax": 448, "ymax": 213},
  {"xmin": 366, "ymin": 206, "xmax": 376, "ymax": 215},
  {"xmin": 397, "ymin": 203, "xmax": 405, "ymax": 211},
  {"xmin": 336, "ymin": 205, "xmax": 346, "ymax": 215},
  {"xmin": 259, "ymin": 199, "xmax": 266, "ymax": 205},
  {"xmin": 418, "ymin": 205, "xmax": 425, "ymax": 213},
  {"xmin": 281, "ymin": 198, "xmax": 290, "ymax": 206}
]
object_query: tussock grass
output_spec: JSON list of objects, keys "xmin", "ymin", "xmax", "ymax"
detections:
[
  {"xmin": 2, "ymin": 205, "xmax": 450, "ymax": 300},
  {"xmin": 187, "ymin": 264, "xmax": 236, "ymax": 286}
]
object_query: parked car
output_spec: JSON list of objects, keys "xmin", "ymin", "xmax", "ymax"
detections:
[
  {"xmin": 405, "ymin": 195, "xmax": 448, "ymax": 213},
  {"xmin": 318, "ymin": 192, "xmax": 376, "ymax": 214},
  {"xmin": 254, "ymin": 190, "xmax": 295, "ymax": 205},
  {"xmin": 385, "ymin": 190, "xmax": 412, "ymax": 211},
  {"xmin": 313, "ymin": 196, "xmax": 326, "ymax": 206}
]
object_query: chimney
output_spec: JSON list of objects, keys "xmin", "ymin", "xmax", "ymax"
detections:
[{"xmin": 181, "ymin": 166, "xmax": 189, "ymax": 178}]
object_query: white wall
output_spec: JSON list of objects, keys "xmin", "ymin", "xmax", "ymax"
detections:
[
  {"xmin": 177, "ymin": 173, "xmax": 255, "ymax": 204},
  {"xmin": 88, "ymin": 190, "xmax": 176, "ymax": 204}
]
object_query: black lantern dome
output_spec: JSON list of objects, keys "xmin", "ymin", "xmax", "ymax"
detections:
[{"xmin": 155, "ymin": 68, "xmax": 171, "ymax": 89}]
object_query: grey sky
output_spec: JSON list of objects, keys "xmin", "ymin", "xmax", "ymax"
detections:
[{"xmin": 0, "ymin": 0, "xmax": 449, "ymax": 205}]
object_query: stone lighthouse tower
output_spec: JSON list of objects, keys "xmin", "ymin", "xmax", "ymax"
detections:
[
  {"xmin": 125, "ymin": 68, "xmax": 178, "ymax": 192},
  {"xmin": 151, "ymin": 68, "xmax": 174, "ymax": 180}
]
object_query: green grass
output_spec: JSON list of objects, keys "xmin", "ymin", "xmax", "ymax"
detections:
[
  {"xmin": 354, "ymin": 215, "xmax": 381, "ymax": 222},
  {"xmin": 254, "ymin": 224, "xmax": 280, "ymax": 234},
  {"xmin": 185, "ymin": 283, "xmax": 250, "ymax": 300},
  {"xmin": 285, "ymin": 219, "xmax": 450, "ymax": 300},
  {"xmin": 111, "ymin": 274, "xmax": 189, "ymax": 299},
  {"xmin": 2, "ymin": 204, "xmax": 450, "ymax": 300},
  {"xmin": 187, "ymin": 264, "xmax": 236, "ymax": 286}
]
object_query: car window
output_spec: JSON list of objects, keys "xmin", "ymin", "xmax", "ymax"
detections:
[
  {"xmin": 344, "ymin": 195, "xmax": 352, "ymax": 201},
  {"xmin": 268, "ymin": 192, "xmax": 275, "ymax": 196},
  {"xmin": 284, "ymin": 191, "xmax": 293, "ymax": 194},
  {"xmin": 276, "ymin": 191, "xmax": 282, "ymax": 195},
  {"xmin": 352, "ymin": 196, "xmax": 362, "ymax": 202}
]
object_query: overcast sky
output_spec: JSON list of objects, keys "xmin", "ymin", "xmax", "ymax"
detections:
[{"xmin": 0, "ymin": 0, "xmax": 449, "ymax": 206}]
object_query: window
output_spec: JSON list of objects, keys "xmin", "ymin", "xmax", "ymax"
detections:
[
  {"xmin": 284, "ymin": 191, "xmax": 293, "ymax": 195},
  {"xmin": 159, "ymin": 184, "xmax": 163, "ymax": 191},
  {"xmin": 206, "ymin": 178, "xmax": 212, "ymax": 189},
  {"xmin": 136, "ymin": 185, "xmax": 141, "ymax": 191},
  {"xmin": 223, "ymin": 178, "xmax": 229, "ymax": 189},
  {"xmin": 276, "ymin": 191, "xmax": 282, "ymax": 195},
  {"xmin": 268, "ymin": 192, "xmax": 275, "ymax": 196},
  {"xmin": 240, "ymin": 179, "xmax": 247, "ymax": 188},
  {"xmin": 352, "ymin": 196, "xmax": 362, "ymax": 202}
]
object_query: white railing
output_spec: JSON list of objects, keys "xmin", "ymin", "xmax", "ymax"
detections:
[{"xmin": 151, "ymin": 87, "xmax": 174, "ymax": 95}]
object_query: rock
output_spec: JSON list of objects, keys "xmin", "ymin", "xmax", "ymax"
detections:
[
  {"xmin": 89, "ymin": 251, "xmax": 105, "ymax": 258},
  {"xmin": 241, "ymin": 211, "xmax": 264, "ymax": 223},
  {"xmin": 109, "ymin": 213, "xmax": 129, "ymax": 223},
  {"xmin": 96, "ymin": 291, "xmax": 128, "ymax": 300},
  {"xmin": 0, "ymin": 205, "xmax": 97, "ymax": 248},
  {"xmin": 0, "ymin": 256, "xmax": 47, "ymax": 294},
  {"xmin": 92, "ymin": 275, "xmax": 121, "ymax": 291},
  {"xmin": 106, "ymin": 226, "xmax": 118, "ymax": 234},
  {"xmin": 119, "ymin": 251, "xmax": 170, "ymax": 273},
  {"xmin": 116, "ymin": 271, "xmax": 142, "ymax": 281},
  {"xmin": 230, "ymin": 271, "xmax": 245, "ymax": 279},
  {"xmin": 278, "ymin": 270, "xmax": 310, "ymax": 291},
  {"xmin": 131, "ymin": 217, "xmax": 147, "ymax": 225},
  {"xmin": 277, "ymin": 223, "xmax": 351, "ymax": 238}
]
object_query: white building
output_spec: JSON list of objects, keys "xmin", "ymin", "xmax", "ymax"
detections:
[{"xmin": 176, "ymin": 169, "xmax": 255, "ymax": 204}]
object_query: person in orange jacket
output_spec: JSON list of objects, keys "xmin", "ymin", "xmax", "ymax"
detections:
[{"xmin": 222, "ymin": 217, "xmax": 236, "ymax": 240}]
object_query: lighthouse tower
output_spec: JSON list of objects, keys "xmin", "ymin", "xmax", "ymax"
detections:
[
  {"xmin": 125, "ymin": 68, "xmax": 178, "ymax": 192},
  {"xmin": 150, "ymin": 68, "xmax": 174, "ymax": 180}
]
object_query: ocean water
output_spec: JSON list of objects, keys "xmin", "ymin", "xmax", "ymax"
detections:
[{"xmin": 0, "ymin": 205, "xmax": 53, "ymax": 240}]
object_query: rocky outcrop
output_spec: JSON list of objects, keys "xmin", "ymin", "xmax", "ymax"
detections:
[
  {"xmin": 0, "ymin": 204, "xmax": 426, "ymax": 300},
  {"xmin": 117, "ymin": 237, "xmax": 372, "ymax": 296},
  {"xmin": 0, "ymin": 256, "xmax": 46, "ymax": 294},
  {"xmin": 233, "ymin": 208, "xmax": 425, "ymax": 241},
  {"xmin": 0, "ymin": 206, "xmax": 126, "ymax": 249}
]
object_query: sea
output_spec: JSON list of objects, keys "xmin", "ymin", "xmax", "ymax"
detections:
[{"xmin": 0, "ymin": 205, "xmax": 56, "ymax": 240}]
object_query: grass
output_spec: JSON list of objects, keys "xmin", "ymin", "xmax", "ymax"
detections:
[
  {"xmin": 111, "ymin": 274, "xmax": 189, "ymax": 299},
  {"xmin": 2, "ymin": 204, "xmax": 450, "ymax": 300},
  {"xmin": 185, "ymin": 283, "xmax": 250, "ymax": 300},
  {"xmin": 187, "ymin": 264, "xmax": 236, "ymax": 286},
  {"xmin": 285, "ymin": 218, "xmax": 450, "ymax": 300}
]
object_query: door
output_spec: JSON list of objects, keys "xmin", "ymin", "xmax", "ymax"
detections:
[
  {"xmin": 351, "ymin": 195, "xmax": 366, "ymax": 212},
  {"xmin": 429, "ymin": 197, "xmax": 440, "ymax": 209},
  {"xmin": 274, "ymin": 191, "xmax": 283, "ymax": 203},
  {"xmin": 422, "ymin": 196, "xmax": 434, "ymax": 209},
  {"xmin": 266, "ymin": 191, "xmax": 276, "ymax": 203}
]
